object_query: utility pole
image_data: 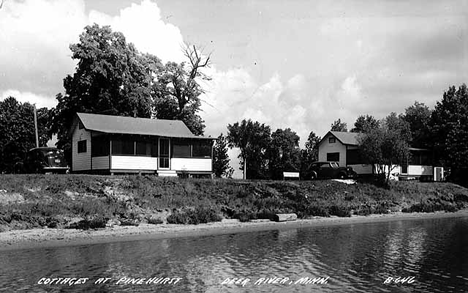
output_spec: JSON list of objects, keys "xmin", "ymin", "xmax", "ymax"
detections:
[{"xmin": 34, "ymin": 104, "xmax": 39, "ymax": 147}]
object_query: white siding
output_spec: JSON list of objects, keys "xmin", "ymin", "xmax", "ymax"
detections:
[
  {"xmin": 92, "ymin": 156, "xmax": 109, "ymax": 170},
  {"xmin": 408, "ymin": 165, "xmax": 433, "ymax": 176},
  {"xmin": 111, "ymin": 156, "xmax": 158, "ymax": 170},
  {"xmin": 72, "ymin": 125, "xmax": 91, "ymax": 171},
  {"xmin": 171, "ymin": 158, "xmax": 212, "ymax": 172},
  {"xmin": 318, "ymin": 133, "xmax": 347, "ymax": 167}
]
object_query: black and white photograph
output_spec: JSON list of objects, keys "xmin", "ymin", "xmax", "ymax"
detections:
[{"xmin": 1, "ymin": 0, "xmax": 468, "ymax": 292}]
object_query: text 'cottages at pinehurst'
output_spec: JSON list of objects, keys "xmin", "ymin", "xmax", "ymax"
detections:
[
  {"xmin": 318, "ymin": 131, "xmax": 444, "ymax": 181},
  {"xmin": 70, "ymin": 113, "xmax": 215, "ymax": 177}
]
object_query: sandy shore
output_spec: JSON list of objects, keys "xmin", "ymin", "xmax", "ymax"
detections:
[{"xmin": 1, "ymin": 210, "xmax": 468, "ymax": 251}]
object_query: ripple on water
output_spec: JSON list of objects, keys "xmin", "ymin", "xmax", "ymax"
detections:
[{"xmin": 0, "ymin": 216, "xmax": 468, "ymax": 292}]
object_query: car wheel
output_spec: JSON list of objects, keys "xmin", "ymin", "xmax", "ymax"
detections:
[
  {"xmin": 338, "ymin": 173, "xmax": 346, "ymax": 179},
  {"xmin": 310, "ymin": 172, "xmax": 317, "ymax": 180}
]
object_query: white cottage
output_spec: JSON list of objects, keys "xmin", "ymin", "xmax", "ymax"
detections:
[
  {"xmin": 318, "ymin": 131, "xmax": 439, "ymax": 179},
  {"xmin": 70, "ymin": 113, "xmax": 214, "ymax": 177}
]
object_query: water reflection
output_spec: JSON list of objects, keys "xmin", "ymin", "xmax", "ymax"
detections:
[{"xmin": 0, "ymin": 217, "xmax": 467, "ymax": 292}]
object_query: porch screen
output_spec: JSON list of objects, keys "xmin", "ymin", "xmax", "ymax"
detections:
[
  {"xmin": 112, "ymin": 138, "xmax": 134, "ymax": 155},
  {"xmin": 136, "ymin": 140, "xmax": 151, "ymax": 156},
  {"xmin": 192, "ymin": 141, "xmax": 212, "ymax": 158},
  {"xmin": 173, "ymin": 140, "xmax": 191, "ymax": 157}
]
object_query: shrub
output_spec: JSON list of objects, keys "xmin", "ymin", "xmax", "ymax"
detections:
[{"xmin": 167, "ymin": 207, "xmax": 222, "ymax": 224}]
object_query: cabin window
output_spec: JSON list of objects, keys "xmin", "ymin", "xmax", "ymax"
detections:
[
  {"xmin": 112, "ymin": 138, "xmax": 134, "ymax": 155},
  {"xmin": 136, "ymin": 140, "xmax": 152, "ymax": 156},
  {"xmin": 327, "ymin": 152, "xmax": 340, "ymax": 162},
  {"xmin": 151, "ymin": 141, "xmax": 158, "ymax": 157},
  {"xmin": 173, "ymin": 140, "xmax": 191, "ymax": 157},
  {"xmin": 192, "ymin": 141, "xmax": 212, "ymax": 158},
  {"xmin": 77, "ymin": 140, "xmax": 87, "ymax": 153},
  {"xmin": 329, "ymin": 137, "xmax": 336, "ymax": 143},
  {"xmin": 91, "ymin": 136, "xmax": 109, "ymax": 157}
]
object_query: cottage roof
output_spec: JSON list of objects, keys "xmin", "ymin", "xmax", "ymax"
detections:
[
  {"xmin": 319, "ymin": 131, "xmax": 360, "ymax": 146},
  {"xmin": 75, "ymin": 113, "xmax": 212, "ymax": 139}
]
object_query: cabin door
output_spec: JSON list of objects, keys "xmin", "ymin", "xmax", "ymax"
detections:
[{"xmin": 159, "ymin": 138, "xmax": 170, "ymax": 169}]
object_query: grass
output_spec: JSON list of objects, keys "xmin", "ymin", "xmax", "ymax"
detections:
[{"xmin": 1, "ymin": 174, "xmax": 468, "ymax": 231}]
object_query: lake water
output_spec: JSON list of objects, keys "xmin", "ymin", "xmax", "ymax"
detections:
[{"xmin": 0, "ymin": 216, "xmax": 467, "ymax": 292}]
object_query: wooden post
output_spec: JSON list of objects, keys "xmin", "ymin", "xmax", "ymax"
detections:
[{"xmin": 33, "ymin": 104, "xmax": 39, "ymax": 147}]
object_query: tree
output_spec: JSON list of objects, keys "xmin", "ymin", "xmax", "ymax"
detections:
[
  {"xmin": 267, "ymin": 128, "xmax": 301, "ymax": 179},
  {"xmin": 226, "ymin": 119, "xmax": 271, "ymax": 179},
  {"xmin": 430, "ymin": 84, "xmax": 468, "ymax": 169},
  {"xmin": 0, "ymin": 97, "xmax": 51, "ymax": 173},
  {"xmin": 213, "ymin": 133, "xmax": 234, "ymax": 178},
  {"xmin": 153, "ymin": 45, "xmax": 211, "ymax": 135},
  {"xmin": 351, "ymin": 115, "xmax": 379, "ymax": 133},
  {"xmin": 401, "ymin": 101, "xmax": 432, "ymax": 148},
  {"xmin": 358, "ymin": 113, "xmax": 412, "ymax": 186},
  {"xmin": 300, "ymin": 131, "xmax": 321, "ymax": 176},
  {"xmin": 331, "ymin": 119, "xmax": 347, "ymax": 132},
  {"xmin": 51, "ymin": 24, "xmax": 161, "ymax": 160}
]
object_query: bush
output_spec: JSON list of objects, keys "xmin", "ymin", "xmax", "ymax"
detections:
[{"xmin": 167, "ymin": 207, "xmax": 222, "ymax": 224}]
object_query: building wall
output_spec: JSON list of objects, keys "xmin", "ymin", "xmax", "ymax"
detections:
[
  {"xmin": 72, "ymin": 125, "xmax": 91, "ymax": 171},
  {"xmin": 92, "ymin": 156, "xmax": 109, "ymax": 170},
  {"xmin": 318, "ymin": 133, "xmax": 347, "ymax": 167},
  {"xmin": 111, "ymin": 156, "xmax": 158, "ymax": 170},
  {"xmin": 171, "ymin": 158, "xmax": 212, "ymax": 172},
  {"xmin": 407, "ymin": 165, "xmax": 433, "ymax": 176}
]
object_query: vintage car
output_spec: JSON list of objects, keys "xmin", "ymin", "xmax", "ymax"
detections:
[
  {"xmin": 16, "ymin": 147, "xmax": 69, "ymax": 174},
  {"xmin": 304, "ymin": 161, "xmax": 356, "ymax": 180}
]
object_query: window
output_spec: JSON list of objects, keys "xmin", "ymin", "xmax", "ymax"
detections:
[
  {"xmin": 173, "ymin": 140, "xmax": 191, "ymax": 157},
  {"xmin": 78, "ymin": 122, "xmax": 84, "ymax": 129},
  {"xmin": 92, "ymin": 136, "xmax": 109, "ymax": 157},
  {"xmin": 112, "ymin": 138, "xmax": 134, "ymax": 155},
  {"xmin": 192, "ymin": 140, "xmax": 212, "ymax": 158},
  {"xmin": 136, "ymin": 140, "xmax": 151, "ymax": 156},
  {"xmin": 327, "ymin": 152, "xmax": 340, "ymax": 162},
  {"xmin": 78, "ymin": 140, "xmax": 87, "ymax": 153},
  {"xmin": 329, "ymin": 137, "xmax": 336, "ymax": 143}
]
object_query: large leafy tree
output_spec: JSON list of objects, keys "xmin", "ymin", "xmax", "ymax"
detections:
[
  {"xmin": 213, "ymin": 133, "xmax": 234, "ymax": 178},
  {"xmin": 358, "ymin": 113, "xmax": 412, "ymax": 186},
  {"xmin": 0, "ymin": 97, "xmax": 51, "ymax": 173},
  {"xmin": 401, "ymin": 101, "xmax": 432, "ymax": 148},
  {"xmin": 226, "ymin": 119, "xmax": 271, "ymax": 179},
  {"xmin": 51, "ymin": 24, "xmax": 162, "ymax": 157},
  {"xmin": 351, "ymin": 115, "xmax": 379, "ymax": 133},
  {"xmin": 153, "ymin": 45, "xmax": 211, "ymax": 135},
  {"xmin": 267, "ymin": 128, "xmax": 301, "ymax": 179},
  {"xmin": 431, "ymin": 84, "xmax": 468, "ymax": 169},
  {"xmin": 300, "ymin": 131, "xmax": 321, "ymax": 176},
  {"xmin": 331, "ymin": 118, "xmax": 348, "ymax": 132}
]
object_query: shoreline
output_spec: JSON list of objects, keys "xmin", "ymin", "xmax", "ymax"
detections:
[{"xmin": 1, "ymin": 210, "xmax": 468, "ymax": 251}]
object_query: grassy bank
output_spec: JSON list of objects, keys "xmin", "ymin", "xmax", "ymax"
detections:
[{"xmin": 1, "ymin": 175, "xmax": 468, "ymax": 232}]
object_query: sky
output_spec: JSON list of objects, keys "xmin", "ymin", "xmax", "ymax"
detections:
[{"xmin": 1, "ymin": 0, "xmax": 467, "ymax": 175}]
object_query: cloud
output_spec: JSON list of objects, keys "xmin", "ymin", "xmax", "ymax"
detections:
[
  {"xmin": 88, "ymin": 0, "xmax": 185, "ymax": 63},
  {"xmin": 1, "ymin": 89, "xmax": 58, "ymax": 109},
  {"xmin": 0, "ymin": 0, "xmax": 87, "ymax": 96},
  {"xmin": 0, "ymin": 0, "xmax": 186, "ymax": 108}
]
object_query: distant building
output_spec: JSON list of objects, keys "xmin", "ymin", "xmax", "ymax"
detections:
[
  {"xmin": 318, "ymin": 131, "xmax": 439, "ymax": 180},
  {"xmin": 70, "ymin": 113, "xmax": 214, "ymax": 177}
]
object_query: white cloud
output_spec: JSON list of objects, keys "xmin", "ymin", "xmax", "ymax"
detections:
[
  {"xmin": 88, "ymin": 0, "xmax": 185, "ymax": 63},
  {"xmin": 1, "ymin": 90, "xmax": 58, "ymax": 109}
]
